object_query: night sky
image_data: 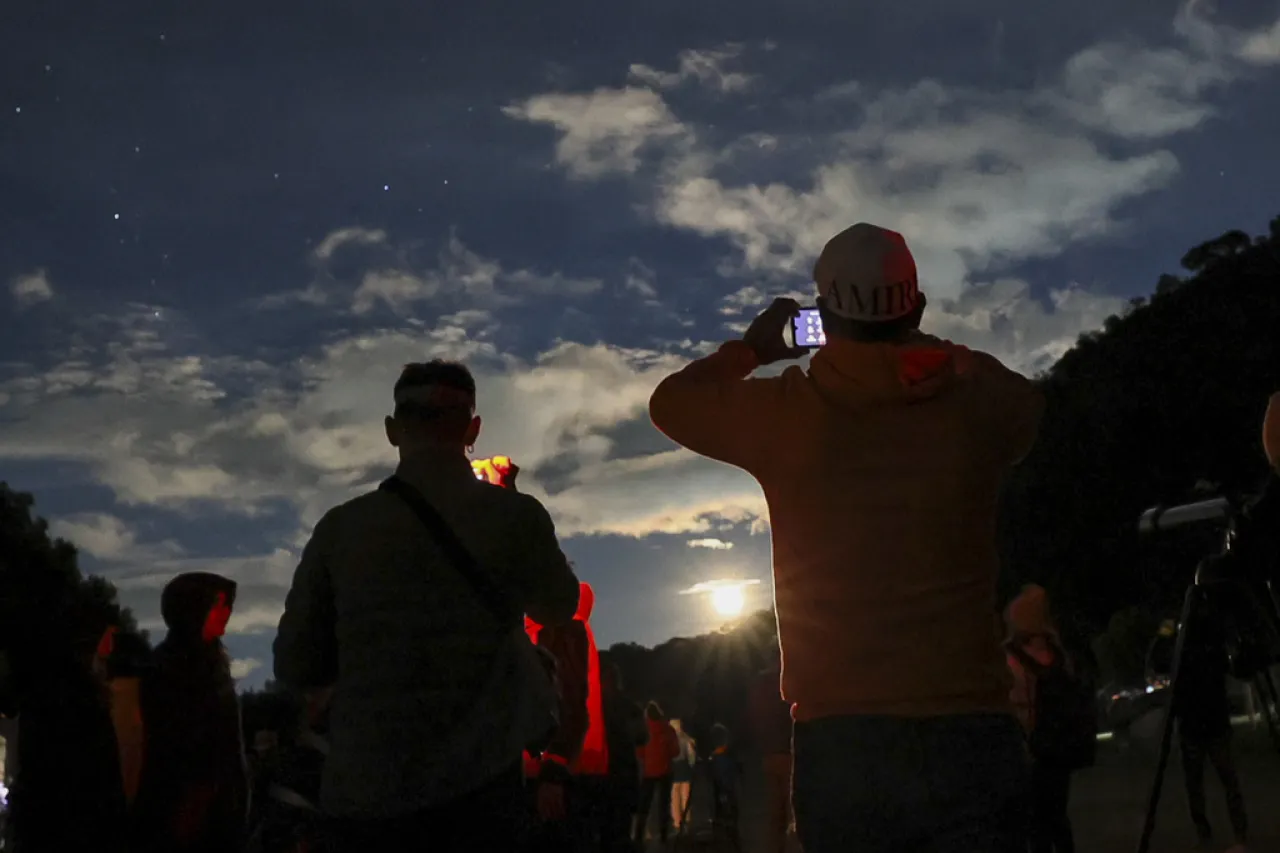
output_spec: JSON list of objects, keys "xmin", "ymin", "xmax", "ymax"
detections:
[{"xmin": 2, "ymin": 0, "xmax": 1278, "ymax": 687}]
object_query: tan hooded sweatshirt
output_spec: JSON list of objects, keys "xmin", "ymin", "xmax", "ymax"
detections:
[{"xmin": 650, "ymin": 334, "xmax": 1043, "ymax": 721}]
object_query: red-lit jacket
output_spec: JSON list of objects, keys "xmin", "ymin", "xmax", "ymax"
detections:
[
  {"xmin": 525, "ymin": 583, "xmax": 608, "ymax": 779},
  {"xmin": 638, "ymin": 719, "xmax": 680, "ymax": 779}
]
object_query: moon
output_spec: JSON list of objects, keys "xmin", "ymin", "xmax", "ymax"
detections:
[{"xmin": 711, "ymin": 585, "xmax": 745, "ymax": 617}]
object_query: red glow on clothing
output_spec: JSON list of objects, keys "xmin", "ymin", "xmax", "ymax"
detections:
[
  {"xmin": 576, "ymin": 584, "xmax": 608, "ymax": 776},
  {"xmin": 202, "ymin": 592, "xmax": 231, "ymax": 642},
  {"xmin": 472, "ymin": 455, "xmax": 515, "ymax": 487}
]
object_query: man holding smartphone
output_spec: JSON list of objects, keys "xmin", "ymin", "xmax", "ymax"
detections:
[{"xmin": 649, "ymin": 223, "xmax": 1044, "ymax": 853}]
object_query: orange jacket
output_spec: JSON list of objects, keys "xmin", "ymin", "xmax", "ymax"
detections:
[
  {"xmin": 650, "ymin": 335, "xmax": 1043, "ymax": 721},
  {"xmin": 638, "ymin": 719, "xmax": 680, "ymax": 779}
]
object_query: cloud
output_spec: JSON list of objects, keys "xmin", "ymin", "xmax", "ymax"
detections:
[
  {"xmin": 504, "ymin": 7, "xmax": 1278, "ymax": 370},
  {"xmin": 9, "ymin": 270, "xmax": 54, "ymax": 306},
  {"xmin": 313, "ymin": 226, "xmax": 387, "ymax": 261},
  {"xmin": 48, "ymin": 513, "xmax": 183, "ymax": 563},
  {"xmin": 628, "ymin": 45, "xmax": 756, "ymax": 94},
  {"xmin": 687, "ymin": 538, "xmax": 734, "ymax": 550},
  {"xmin": 679, "ymin": 578, "xmax": 762, "ymax": 595},
  {"xmin": 502, "ymin": 88, "xmax": 691, "ymax": 179},
  {"xmin": 230, "ymin": 658, "xmax": 264, "ymax": 680},
  {"xmin": 265, "ymin": 229, "xmax": 602, "ymax": 316},
  {"xmin": 1175, "ymin": 1, "xmax": 1280, "ymax": 67}
]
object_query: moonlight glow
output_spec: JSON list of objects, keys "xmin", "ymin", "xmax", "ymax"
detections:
[{"xmin": 711, "ymin": 585, "xmax": 746, "ymax": 617}]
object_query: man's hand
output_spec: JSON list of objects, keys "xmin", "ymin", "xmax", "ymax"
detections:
[
  {"xmin": 536, "ymin": 780, "xmax": 567, "ymax": 821},
  {"xmin": 742, "ymin": 297, "xmax": 808, "ymax": 366}
]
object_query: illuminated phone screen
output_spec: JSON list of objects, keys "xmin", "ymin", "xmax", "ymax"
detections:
[{"xmin": 791, "ymin": 308, "xmax": 825, "ymax": 348}]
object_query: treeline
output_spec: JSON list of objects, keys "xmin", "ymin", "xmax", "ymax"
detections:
[{"xmin": 0, "ymin": 483, "xmax": 143, "ymax": 715}]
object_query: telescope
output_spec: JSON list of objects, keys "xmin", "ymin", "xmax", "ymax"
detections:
[
  {"xmin": 1134, "ymin": 473, "xmax": 1280, "ymax": 853},
  {"xmin": 1137, "ymin": 497, "xmax": 1232, "ymax": 534}
]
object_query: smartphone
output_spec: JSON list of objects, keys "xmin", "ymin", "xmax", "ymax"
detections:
[{"xmin": 790, "ymin": 307, "xmax": 826, "ymax": 349}]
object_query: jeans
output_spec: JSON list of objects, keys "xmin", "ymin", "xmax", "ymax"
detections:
[
  {"xmin": 793, "ymin": 713, "xmax": 1029, "ymax": 853},
  {"xmin": 1029, "ymin": 762, "xmax": 1074, "ymax": 853},
  {"xmin": 762, "ymin": 753, "xmax": 794, "ymax": 853},
  {"xmin": 635, "ymin": 774, "xmax": 673, "ymax": 841},
  {"xmin": 329, "ymin": 762, "xmax": 524, "ymax": 853}
]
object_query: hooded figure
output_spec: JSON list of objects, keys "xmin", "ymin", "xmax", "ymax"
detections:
[
  {"xmin": 524, "ymin": 582, "xmax": 604, "ymax": 779},
  {"xmin": 134, "ymin": 572, "xmax": 248, "ymax": 853}
]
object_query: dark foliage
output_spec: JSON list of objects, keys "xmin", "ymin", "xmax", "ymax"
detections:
[
  {"xmin": 1000, "ymin": 215, "xmax": 1280, "ymax": 635},
  {"xmin": 0, "ymin": 482, "xmax": 142, "ymax": 711}
]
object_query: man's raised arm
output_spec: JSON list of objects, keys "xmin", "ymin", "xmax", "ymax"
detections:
[{"xmin": 650, "ymin": 298, "xmax": 804, "ymax": 468}]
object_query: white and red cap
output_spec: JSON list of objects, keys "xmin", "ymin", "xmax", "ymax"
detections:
[{"xmin": 813, "ymin": 223, "xmax": 922, "ymax": 322}]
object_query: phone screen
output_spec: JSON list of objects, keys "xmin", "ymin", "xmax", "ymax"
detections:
[{"xmin": 791, "ymin": 308, "xmax": 826, "ymax": 348}]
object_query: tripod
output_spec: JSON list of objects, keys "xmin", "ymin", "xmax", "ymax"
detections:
[{"xmin": 1135, "ymin": 489, "xmax": 1280, "ymax": 853}]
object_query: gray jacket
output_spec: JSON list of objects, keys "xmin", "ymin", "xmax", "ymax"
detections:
[{"xmin": 273, "ymin": 451, "xmax": 580, "ymax": 817}]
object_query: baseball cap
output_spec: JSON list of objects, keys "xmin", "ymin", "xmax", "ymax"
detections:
[{"xmin": 813, "ymin": 223, "xmax": 922, "ymax": 322}]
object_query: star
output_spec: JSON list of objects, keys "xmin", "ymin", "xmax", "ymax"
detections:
[
  {"xmin": 443, "ymin": 179, "xmax": 449, "ymax": 185},
  {"xmin": 113, "ymin": 213, "xmax": 120, "ymax": 220},
  {"xmin": 383, "ymin": 184, "xmax": 389, "ymax": 191},
  {"xmin": 14, "ymin": 107, "xmax": 20, "ymax": 114},
  {"xmin": 273, "ymin": 172, "xmax": 279, "ymax": 179}
]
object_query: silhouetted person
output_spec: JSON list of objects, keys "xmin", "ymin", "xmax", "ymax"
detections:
[
  {"xmin": 274, "ymin": 360, "xmax": 579, "ymax": 853},
  {"xmin": 709, "ymin": 723, "xmax": 743, "ymax": 848},
  {"xmin": 634, "ymin": 701, "xmax": 679, "ymax": 845},
  {"xmin": 668, "ymin": 718, "xmax": 696, "ymax": 834},
  {"xmin": 650, "ymin": 224, "xmax": 1043, "ymax": 852},
  {"xmin": 106, "ymin": 630, "xmax": 153, "ymax": 811},
  {"xmin": 1006, "ymin": 586, "xmax": 1093, "ymax": 853},
  {"xmin": 8, "ymin": 599, "xmax": 127, "ymax": 853},
  {"xmin": 525, "ymin": 582, "xmax": 605, "ymax": 853},
  {"xmin": 246, "ymin": 689, "xmax": 332, "ymax": 853},
  {"xmin": 747, "ymin": 666, "xmax": 794, "ymax": 853},
  {"xmin": 594, "ymin": 664, "xmax": 647, "ymax": 853},
  {"xmin": 134, "ymin": 572, "xmax": 248, "ymax": 853},
  {"xmin": 1149, "ymin": 602, "xmax": 1248, "ymax": 850}
]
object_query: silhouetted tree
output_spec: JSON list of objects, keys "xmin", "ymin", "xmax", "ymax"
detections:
[{"xmin": 0, "ymin": 482, "xmax": 140, "ymax": 707}]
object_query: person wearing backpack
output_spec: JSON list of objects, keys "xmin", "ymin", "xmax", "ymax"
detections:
[{"xmin": 1005, "ymin": 585, "xmax": 1095, "ymax": 853}]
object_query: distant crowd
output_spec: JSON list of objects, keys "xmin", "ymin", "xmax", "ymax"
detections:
[{"xmin": 4, "ymin": 224, "xmax": 1278, "ymax": 853}]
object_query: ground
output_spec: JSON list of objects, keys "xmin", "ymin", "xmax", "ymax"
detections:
[{"xmin": 657, "ymin": 718, "xmax": 1279, "ymax": 852}]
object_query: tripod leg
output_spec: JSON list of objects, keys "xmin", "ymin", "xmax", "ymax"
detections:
[
  {"xmin": 1136, "ymin": 585, "xmax": 1200, "ymax": 853},
  {"xmin": 1254, "ymin": 672, "xmax": 1280, "ymax": 756}
]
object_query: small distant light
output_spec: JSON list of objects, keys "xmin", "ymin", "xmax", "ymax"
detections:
[
  {"xmin": 14, "ymin": 106, "xmax": 20, "ymax": 114},
  {"xmin": 1145, "ymin": 686, "xmax": 1155, "ymax": 694},
  {"xmin": 383, "ymin": 184, "xmax": 389, "ymax": 191},
  {"xmin": 113, "ymin": 213, "xmax": 120, "ymax": 220}
]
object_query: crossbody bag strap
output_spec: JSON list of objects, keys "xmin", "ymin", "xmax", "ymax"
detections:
[{"xmin": 378, "ymin": 476, "xmax": 517, "ymax": 626}]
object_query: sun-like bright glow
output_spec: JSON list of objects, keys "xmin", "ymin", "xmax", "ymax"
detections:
[{"xmin": 711, "ymin": 584, "xmax": 745, "ymax": 617}]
